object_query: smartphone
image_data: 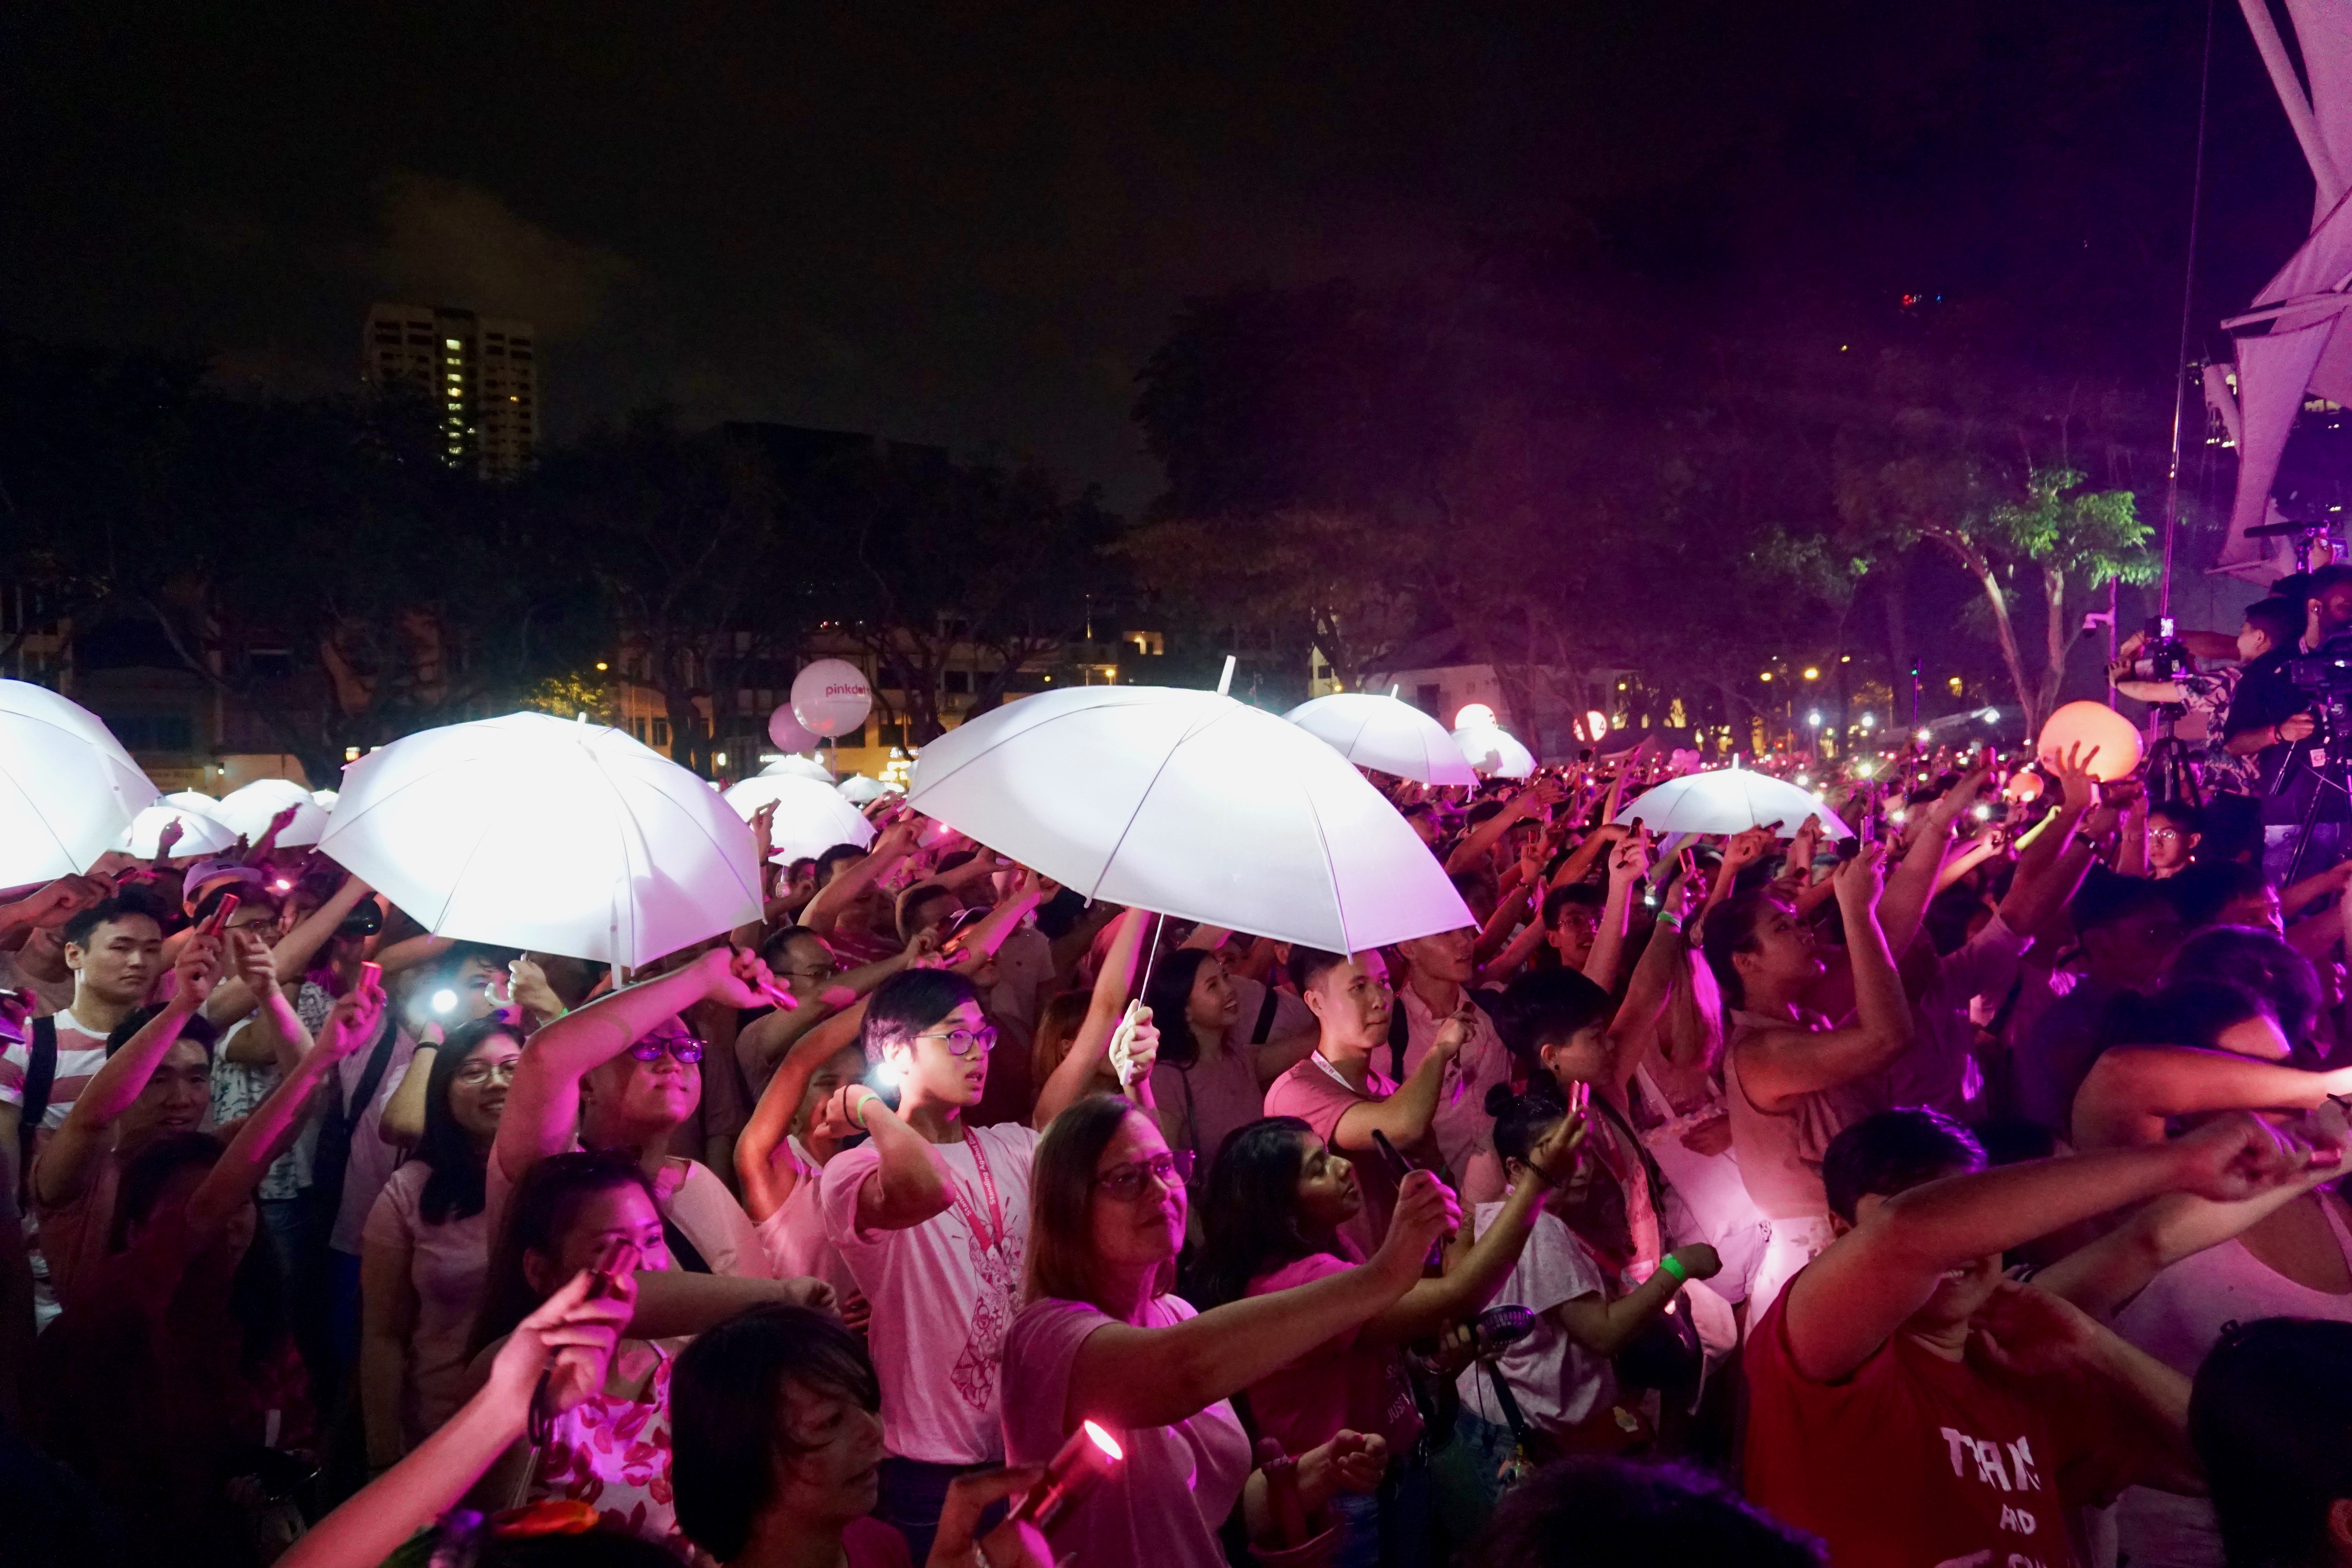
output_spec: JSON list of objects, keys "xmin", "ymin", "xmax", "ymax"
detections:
[
  {"xmin": 1368, "ymin": 1129, "xmax": 1416, "ymax": 1185},
  {"xmin": 1012, "ymin": 1420, "xmax": 1125, "ymax": 1534},
  {"xmin": 198, "ymin": 892, "xmax": 241, "ymax": 938}
]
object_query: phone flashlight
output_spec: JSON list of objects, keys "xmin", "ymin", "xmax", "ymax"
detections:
[
  {"xmin": 430, "ymin": 989, "xmax": 458, "ymax": 1014},
  {"xmin": 1012, "ymin": 1420, "xmax": 1125, "ymax": 1534}
]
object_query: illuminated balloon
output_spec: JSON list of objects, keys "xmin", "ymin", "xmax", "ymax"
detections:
[
  {"xmin": 2036, "ymin": 701, "xmax": 2142, "ymax": 781},
  {"xmin": 1454, "ymin": 703, "xmax": 1498, "ymax": 731},
  {"xmin": 790, "ymin": 660, "xmax": 873, "ymax": 739},
  {"xmin": 767, "ymin": 704, "xmax": 820, "ymax": 753}
]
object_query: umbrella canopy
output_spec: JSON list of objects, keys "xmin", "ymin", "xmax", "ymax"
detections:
[
  {"xmin": 761, "ymin": 754, "xmax": 833, "ymax": 782},
  {"xmin": 0, "ymin": 679, "xmax": 158, "ymax": 884},
  {"xmin": 213, "ymin": 777, "xmax": 332, "ymax": 847},
  {"xmin": 1284, "ymin": 693, "xmax": 1479, "ymax": 786},
  {"xmin": 1453, "ymin": 724, "xmax": 1537, "ymax": 779},
  {"xmin": 115, "ymin": 800, "xmax": 240, "ymax": 860},
  {"xmin": 319, "ymin": 712, "xmax": 762, "ymax": 966},
  {"xmin": 1614, "ymin": 769, "xmax": 1853, "ymax": 839},
  {"xmin": 906, "ymin": 685, "xmax": 1472, "ymax": 952},
  {"xmin": 837, "ymin": 774, "xmax": 900, "ymax": 806},
  {"xmin": 721, "ymin": 773, "xmax": 876, "ymax": 863}
]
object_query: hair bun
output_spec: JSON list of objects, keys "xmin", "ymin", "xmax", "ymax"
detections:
[{"xmin": 1484, "ymin": 1081, "xmax": 1519, "ymax": 1117}]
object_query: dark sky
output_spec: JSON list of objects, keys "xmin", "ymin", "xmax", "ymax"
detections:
[{"xmin": 0, "ymin": 2, "xmax": 2318, "ymax": 512}]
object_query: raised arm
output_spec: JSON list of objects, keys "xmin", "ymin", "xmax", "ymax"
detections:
[
  {"xmin": 1331, "ymin": 1026, "xmax": 1463, "ymax": 1153},
  {"xmin": 495, "ymin": 947, "xmax": 773, "ymax": 1183},
  {"xmin": 801, "ymin": 821, "xmax": 919, "ymax": 936},
  {"xmin": 219, "ymin": 928, "xmax": 309, "ymax": 1078},
  {"xmin": 946, "ymin": 871, "xmax": 1044, "ymax": 979},
  {"xmin": 1877, "ymin": 768, "xmax": 1985, "ymax": 966},
  {"xmin": 31, "ymin": 935, "xmax": 223, "ymax": 1211},
  {"xmin": 1581, "ymin": 830, "xmax": 1650, "ymax": 993},
  {"xmin": 1063, "ymin": 1171, "xmax": 1455, "ymax": 1429},
  {"xmin": 835, "ymin": 1083, "xmax": 952, "ymax": 1232},
  {"xmin": 1033, "ymin": 907, "xmax": 1150, "ymax": 1129},
  {"xmin": 737, "ymin": 1025, "xmax": 853, "ymax": 1222},
  {"xmin": 1359, "ymin": 1115, "xmax": 1585, "ymax": 1343},
  {"xmin": 1784, "ymin": 1111, "xmax": 2325, "ymax": 1382},
  {"xmin": 1445, "ymin": 786, "xmax": 1549, "ymax": 876},
  {"xmin": 1546, "ymin": 823, "xmax": 1625, "ymax": 893},
  {"xmin": 1606, "ymin": 885, "xmax": 1700, "ymax": 1099},
  {"xmin": 1735, "ymin": 852, "xmax": 1914, "ymax": 1106},
  {"xmin": 2071, "ymin": 1047, "xmax": 2352, "ymax": 1151},
  {"xmin": 202, "ymin": 873, "xmax": 374, "ymax": 1027}
]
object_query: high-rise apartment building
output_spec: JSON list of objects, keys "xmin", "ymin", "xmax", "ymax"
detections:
[{"xmin": 362, "ymin": 303, "xmax": 539, "ymax": 479}]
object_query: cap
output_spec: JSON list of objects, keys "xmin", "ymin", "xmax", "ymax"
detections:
[{"xmin": 183, "ymin": 859, "xmax": 269, "ymax": 903}]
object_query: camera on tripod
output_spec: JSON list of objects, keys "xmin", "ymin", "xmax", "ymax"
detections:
[
  {"xmin": 2127, "ymin": 617, "xmax": 2192, "ymax": 682},
  {"xmin": 2287, "ymin": 632, "xmax": 2352, "ymax": 699}
]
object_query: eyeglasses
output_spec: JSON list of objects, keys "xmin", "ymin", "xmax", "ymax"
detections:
[
  {"xmin": 780, "ymin": 962, "xmax": 837, "ymax": 981},
  {"xmin": 452, "ymin": 1059, "xmax": 519, "ymax": 1087},
  {"xmin": 916, "ymin": 1024, "xmax": 998, "ymax": 1058},
  {"xmin": 2149, "ymin": 828, "xmax": 2185, "ymax": 843},
  {"xmin": 627, "ymin": 1032, "xmax": 706, "ymax": 1065},
  {"xmin": 1091, "ymin": 1150, "xmax": 1196, "ymax": 1201}
]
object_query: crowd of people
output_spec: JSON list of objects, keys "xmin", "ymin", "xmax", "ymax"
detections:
[{"xmin": 7, "ymin": 581, "xmax": 2352, "ymax": 1568}]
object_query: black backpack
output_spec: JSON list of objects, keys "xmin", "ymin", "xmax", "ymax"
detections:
[{"xmin": 16, "ymin": 1016, "xmax": 59, "ymax": 1186}]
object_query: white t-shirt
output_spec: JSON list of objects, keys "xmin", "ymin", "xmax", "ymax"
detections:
[
  {"xmin": 1454, "ymin": 1203, "xmax": 1617, "ymax": 1434},
  {"xmin": 819, "ymin": 1120, "xmax": 1039, "ymax": 1464}
]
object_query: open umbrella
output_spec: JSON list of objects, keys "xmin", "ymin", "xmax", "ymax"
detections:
[
  {"xmin": 837, "ymin": 774, "xmax": 900, "ymax": 806},
  {"xmin": 762, "ymin": 754, "xmax": 833, "ymax": 782},
  {"xmin": 1613, "ymin": 768, "xmax": 1853, "ymax": 839},
  {"xmin": 114, "ymin": 800, "xmax": 240, "ymax": 860},
  {"xmin": 1284, "ymin": 692, "xmax": 1479, "ymax": 786},
  {"xmin": 1453, "ymin": 724, "xmax": 1537, "ymax": 779},
  {"xmin": 720, "ymin": 773, "xmax": 876, "ymax": 863},
  {"xmin": 905, "ymin": 685, "xmax": 1471, "ymax": 952},
  {"xmin": 0, "ymin": 679, "xmax": 158, "ymax": 884},
  {"xmin": 213, "ymin": 777, "xmax": 332, "ymax": 847},
  {"xmin": 319, "ymin": 712, "xmax": 762, "ymax": 966}
]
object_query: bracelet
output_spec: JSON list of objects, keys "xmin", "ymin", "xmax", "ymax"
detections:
[
  {"xmin": 851, "ymin": 1091, "xmax": 875, "ymax": 1129},
  {"xmin": 1659, "ymin": 1253, "xmax": 1688, "ymax": 1285}
]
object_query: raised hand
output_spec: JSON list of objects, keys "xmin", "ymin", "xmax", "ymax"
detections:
[
  {"xmin": 508, "ymin": 956, "xmax": 565, "ymax": 1021},
  {"xmin": 701, "ymin": 944, "xmax": 781, "ymax": 1008},
  {"xmin": 1971, "ymin": 1279, "xmax": 2102, "ymax": 1378},
  {"xmin": 2170, "ymin": 1109, "xmax": 2339, "ymax": 1202},
  {"xmin": 1607, "ymin": 825, "xmax": 1654, "ymax": 886},
  {"xmin": 173, "ymin": 930, "xmax": 226, "ymax": 1009},
  {"xmin": 485, "ymin": 1246, "xmax": 638, "ymax": 1418},
  {"xmin": 1371, "ymin": 1169, "xmax": 1459, "ymax": 1288},
  {"xmin": 1298, "ymin": 1430, "xmax": 1389, "ymax": 1503},
  {"xmin": 154, "ymin": 818, "xmax": 185, "ymax": 860},
  {"xmin": 5, "ymin": 873, "xmax": 112, "ymax": 930},
  {"xmin": 1831, "ymin": 844, "xmax": 1889, "ymax": 909},
  {"xmin": 2043, "ymin": 740, "xmax": 2101, "ymax": 814},
  {"xmin": 321, "ymin": 969, "xmax": 388, "ymax": 1058},
  {"xmin": 1720, "ymin": 823, "xmax": 1780, "ymax": 874},
  {"xmin": 1527, "ymin": 1103, "xmax": 1589, "ymax": 1185},
  {"xmin": 229, "ymin": 926, "xmax": 281, "ymax": 996}
]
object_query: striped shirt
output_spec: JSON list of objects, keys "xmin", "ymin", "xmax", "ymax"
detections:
[{"xmin": 0, "ymin": 1009, "xmax": 111, "ymax": 1132}]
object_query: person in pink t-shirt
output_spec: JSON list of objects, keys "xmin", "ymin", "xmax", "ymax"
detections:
[
  {"xmin": 1192, "ymin": 1106, "xmax": 1586, "ymax": 1568},
  {"xmin": 671, "ymin": 1303, "xmax": 910, "ymax": 1568},
  {"xmin": 817, "ymin": 960, "xmax": 1149, "ymax": 1563},
  {"xmin": 1259, "ymin": 947, "xmax": 1463, "ymax": 1259},
  {"xmin": 1001, "ymin": 1094, "xmax": 1448, "ymax": 1568}
]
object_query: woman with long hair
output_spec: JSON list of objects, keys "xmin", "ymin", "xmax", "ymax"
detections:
[
  {"xmin": 999, "ymin": 1094, "xmax": 1452, "ymax": 1568},
  {"xmin": 1141, "ymin": 946, "xmax": 1316, "ymax": 1192},
  {"xmin": 360, "ymin": 1015, "xmax": 523, "ymax": 1472},
  {"xmin": 1191, "ymin": 1106, "xmax": 1584, "ymax": 1568}
]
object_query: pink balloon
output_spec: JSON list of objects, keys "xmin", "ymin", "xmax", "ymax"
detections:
[
  {"xmin": 768, "ymin": 704, "xmax": 820, "ymax": 753},
  {"xmin": 2036, "ymin": 701, "xmax": 2142, "ymax": 781}
]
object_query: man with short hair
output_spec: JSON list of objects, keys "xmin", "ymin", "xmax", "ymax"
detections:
[
  {"xmin": 1262, "ymin": 946, "xmax": 1463, "ymax": 1257},
  {"xmin": 0, "ymin": 891, "xmax": 169, "ymax": 1196},
  {"xmin": 2144, "ymin": 799, "xmax": 2201, "ymax": 878},
  {"xmin": 2225, "ymin": 572, "xmax": 2352, "ymax": 880},
  {"xmin": 1543, "ymin": 884, "xmax": 1606, "ymax": 973},
  {"xmin": 1392, "ymin": 926, "xmax": 1512, "ymax": 1200},
  {"xmin": 1745, "ymin": 1106, "xmax": 2322, "ymax": 1568},
  {"xmin": 2013, "ymin": 870, "xmax": 2184, "ymax": 1138}
]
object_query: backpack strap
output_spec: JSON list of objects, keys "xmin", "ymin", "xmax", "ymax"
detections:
[
  {"xmin": 17, "ymin": 1014, "xmax": 58, "ymax": 1183},
  {"xmin": 1249, "ymin": 985, "xmax": 1281, "ymax": 1047}
]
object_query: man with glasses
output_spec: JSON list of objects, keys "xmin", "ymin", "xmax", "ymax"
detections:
[
  {"xmin": 736, "ymin": 924, "xmax": 936, "ymax": 1088},
  {"xmin": 492, "ymin": 944, "xmax": 792, "ymax": 1278}
]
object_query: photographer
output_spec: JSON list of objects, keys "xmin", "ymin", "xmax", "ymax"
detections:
[
  {"xmin": 2117, "ymin": 597, "xmax": 2299, "ymax": 800},
  {"xmin": 2225, "ymin": 574, "xmax": 2352, "ymax": 881}
]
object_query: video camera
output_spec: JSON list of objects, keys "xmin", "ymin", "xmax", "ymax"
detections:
[
  {"xmin": 2288, "ymin": 632, "xmax": 2352, "ymax": 697},
  {"xmin": 2127, "ymin": 617, "xmax": 2192, "ymax": 683}
]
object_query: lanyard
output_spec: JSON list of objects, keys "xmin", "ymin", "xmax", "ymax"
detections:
[{"xmin": 947, "ymin": 1129, "xmax": 1007, "ymax": 1256}]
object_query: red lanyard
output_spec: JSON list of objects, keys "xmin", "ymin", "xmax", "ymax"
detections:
[{"xmin": 947, "ymin": 1130, "xmax": 1007, "ymax": 1256}]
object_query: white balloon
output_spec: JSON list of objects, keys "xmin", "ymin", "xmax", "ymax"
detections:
[
  {"xmin": 768, "ymin": 704, "xmax": 820, "ymax": 752},
  {"xmin": 791, "ymin": 659, "xmax": 873, "ymax": 739}
]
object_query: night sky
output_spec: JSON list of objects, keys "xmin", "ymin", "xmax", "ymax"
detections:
[{"xmin": 1, "ymin": 2, "xmax": 2321, "ymax": 513}]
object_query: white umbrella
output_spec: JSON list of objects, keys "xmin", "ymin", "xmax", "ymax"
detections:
[
  {"xmin": 312, "ymin": 789, "xmax": 338, "ymax": 810},
  {"xmin": 721, "ymin": 773, "xmax": 876, "ymax": 863},
  {"xmin": 1285, "ymin": 693, "xmax": 1479, "ymax": 786},
  {"xmin": 837, "ymin": 774, "xmax": 900, "ymax": 806},
  {"xmin": 1453, "ymin": 724, "xmax": 1537, "ymax": 779},
  {"xmin": 0, "ymin": 679, "xmax": 158, "ymax": 884},
  {"xmin": 906, "ymin": 685, "xmax": 1472, "ymax": 952},
  {"xmin": 319, "ymin": 711, "xmax": 762, "ymax": 966},
  {"xmin": 1613, "ymin": 768, "xmax": 1853, "ymax": 839},
  {"xmin": 114, "ymin": 801, "xmax": 240, "ymax": 860},
  {"xmin": 762, "ymin": 754, "xmax": 833, "ymax": 782},
  {"xmin": 213, "ymin": 777, "xmax": 332, "ymax": 847}
]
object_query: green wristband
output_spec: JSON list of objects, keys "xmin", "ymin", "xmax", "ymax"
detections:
[{"xmin": 1659, "ymin": 1253, "xmax": 1688, "ymax": 1285}]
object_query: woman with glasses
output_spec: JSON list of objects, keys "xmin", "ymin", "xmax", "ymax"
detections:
[
  {"xmin": 814, "ymin": 964, "xmax": 1147, "ymax": 1560},
  {"xmin": 999, "ymin": 1093, "xmax": 1454, "ymax": 1568},
  {"xmin": 493, "ymin": 946, "xmax": 792, "ymax": 1282},
  {"xmin": 359, "ymin": 1015, "xmax": 521, "ymax": 1472}
]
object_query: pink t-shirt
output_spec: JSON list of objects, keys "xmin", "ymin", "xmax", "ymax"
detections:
[
  {"xmin": 1261, "ymin": 1053, "xmax": 1429, "ymax": 1259},
  {"xmin": 1000, "ymin": 1294, "xmax": 1251, "ymax": 1568},
  {"xmin": 1241, "ymin": 1251, "xmax": 1422, "ymax": 1461},
  {"xmin": 486, "ymin": 1147, "xmax": 773, "ymax": 1281},
  {"xmin": 819, "ymin": 1120, "xmax": 1038, "ymax": 1464},
  {"xmin": 752, "ymin": 1137, "xmax": 859, "ymax": 1304},
  {"xmin": 361, "ymin": 1161, "xmax": 492, "ymax": 1446},
  {"xmin": 844, "ymin": 1516, "xmax": 913, "ymax": 1568}
]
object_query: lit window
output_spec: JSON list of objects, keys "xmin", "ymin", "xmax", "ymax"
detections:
[
  {"xmin": 445, "ymin": 338, "xmax": 460, "ymax": 348},
  {"xmin": 447, "ymin": 401, "xmax": 462, "ymax": 410}
]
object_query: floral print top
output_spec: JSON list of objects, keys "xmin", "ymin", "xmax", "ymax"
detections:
[{"xmin": 530, "ymin": 1339, "xmax": 685, "ymax": 1556}]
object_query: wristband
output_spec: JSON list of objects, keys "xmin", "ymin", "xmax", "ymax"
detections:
[
  {"xmin": 1659, "ymin": 1253, "xmax": 1688, "ymax": 1285},
  {"xmin": 851, "ymin": 1091, "xmax": 875, "ymax": 1129}
]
